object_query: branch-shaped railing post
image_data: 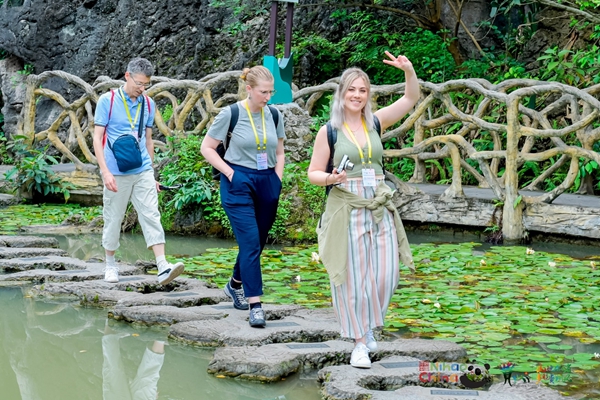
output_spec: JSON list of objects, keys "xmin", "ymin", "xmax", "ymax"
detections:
[{"xmin": 503, "ymin": 93, "xmax": 524, "ymax": 242}]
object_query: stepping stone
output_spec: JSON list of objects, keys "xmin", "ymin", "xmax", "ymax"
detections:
[
  {"xmin": 0, "ymin": 247, "xmax": 67, "ymax": 259},
  {"xmin": 170, "ymin": 307, "xmax": 340, "ymax": 348},
  {"xmin": 111, "ymin": 304, "xmax": 229, "ymax": 325},
  {"xmin": 0, "ymin": 255, "xmax": 105, "ymax": 272},
  {"xmin": 27, "ymin": 276, "xmax": 226, "ymax": 308},
  {"xmin": 0, "ymin": 235, "xmax": 59, "ymax": 248},
  {"xmin": 0, "ymin": 259, "xmax": 141, "ymax": 282},
  {"xmin": 318, "ymin": 355, "xmax": 574, "ymax": 399},
  {"xmin": 208, "ymin": 339, "xmax": 467, "ymax": 382},
  {"xmin": 0, "ymin": 193, "xmax": 19, "ymax": 206}
]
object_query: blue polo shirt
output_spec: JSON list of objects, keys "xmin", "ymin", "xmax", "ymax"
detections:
[{"xmin": 95, "ymin": 87, "xmax": 156, "ymax": 175}]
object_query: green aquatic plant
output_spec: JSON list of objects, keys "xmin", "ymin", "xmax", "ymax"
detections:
[
  {"xmin": 0, "ymin": 204, "xmax": 102, "ymax": 233},
  {"xmin": 171, "ymin": 241, "xmax": 600, "ymax": 394}
]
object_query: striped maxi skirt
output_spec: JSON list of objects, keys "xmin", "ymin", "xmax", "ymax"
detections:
[{"xmin": 330, "ymin": 179, "xmax": 399, "ymax": 340}]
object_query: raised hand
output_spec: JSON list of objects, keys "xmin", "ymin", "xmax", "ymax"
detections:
[{"xmin": 383, "ymin": 51, "xmax": 414, "ymax": 73}]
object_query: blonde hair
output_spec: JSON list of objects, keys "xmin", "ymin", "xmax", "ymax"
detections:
[
  {"xmin": 330, "ymin": 67, "xmax": 375, "ymax": 132},
  {"xmin": 241, "ymin": 66, "xmax": 274, "ymax": 88}
]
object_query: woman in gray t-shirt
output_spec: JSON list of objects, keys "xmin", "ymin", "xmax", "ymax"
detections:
[{"xmin": 201, "ymin": 66, "xmax": 285, "ymax": 328}]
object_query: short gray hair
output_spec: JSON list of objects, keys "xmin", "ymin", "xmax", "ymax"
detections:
[{"xmin": 127, "ymin": 58, "xmax": 154, "ymax": 77}]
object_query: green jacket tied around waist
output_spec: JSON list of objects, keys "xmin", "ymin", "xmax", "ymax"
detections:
[{"xmin": 316, "ymin": 181, "xmax": 415, "ymax": 286}]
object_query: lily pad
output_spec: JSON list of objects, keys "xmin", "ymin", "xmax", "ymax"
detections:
[{"xmin": 529, "ymin": 336, "xmax": 562, "ymax": 343}]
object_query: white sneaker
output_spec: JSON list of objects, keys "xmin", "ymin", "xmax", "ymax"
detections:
[
  {"xmin": 350, "ymin": 342, "xmax": 371, "ymax": 369},
  {"xmin": 157, "ymin": 261, "xmax": 185, "ymax": 285},
  {"xmin": 366, "ymin": 329, "xmax": 378, "ymax": 352},
  {"xmin": 104, "ymin": 265, "xmax": 119, "ymax": 283}
]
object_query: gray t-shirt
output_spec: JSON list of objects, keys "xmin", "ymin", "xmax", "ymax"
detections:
[{"xmin": 207, "ymin": 102, "xmax": 285, "ymax": 169}]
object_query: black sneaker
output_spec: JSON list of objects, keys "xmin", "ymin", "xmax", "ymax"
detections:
[
  {"xmin": 224, "ymin": 281, "xmax": 249, "ymax": 310},
  {"xmin": 249, "ymin": 307, "xmax": 266, "ymax": 328}
]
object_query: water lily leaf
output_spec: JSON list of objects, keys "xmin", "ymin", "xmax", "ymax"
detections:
[
  {"xmin": 536, "ymin": 328, "xmax": 563, "ymax": 335},
  {"xmin": 529, "ymin": 336, "xmax": 562, "ymax": 343}
]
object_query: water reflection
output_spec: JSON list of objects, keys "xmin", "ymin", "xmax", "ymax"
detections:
[
  {"xmin": 47, "ymin": 231, "xmax": 600, "ymax": 267},
  {"xmin": 51, "ymin": 233, "xmax": 237, "ymax": 264},
  {"xmin": 0, "ymin": 287, "xmax": 320, "ymax": 400},
  {"xmin": 102, "ymin": 323, "xmax": 164, "ymax": 400}
]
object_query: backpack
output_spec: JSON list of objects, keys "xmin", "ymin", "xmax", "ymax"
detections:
[
  {"xmin": 324, "ymin": 115, "xmax": 381, "ymax": 194},
  {"xmin": 212, "ymin": 103, "xmax": 280, "ymax": 180}
]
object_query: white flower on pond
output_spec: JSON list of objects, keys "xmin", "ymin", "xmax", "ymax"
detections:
[
  {"xmin": 311, "ymin": 252, "xmax": 321, "ymax": 263},
  {"xmin": 526, "ymin": 248, "xmax": 535, "ymax": 255},
  {"xmin": 295, "ymin": 275, "xmax": 301, "ymax": 282},
  {"xmin": 548, "ymin": 261, "xmax": 556, "ymax": 267}
]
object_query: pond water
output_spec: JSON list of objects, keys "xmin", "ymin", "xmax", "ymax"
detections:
[
  {"xmin": 49, "ymin": 230, "xmax": 600, "ymax": 264},
  {"xmin": 3, "ymin": 231, "xmax": 600, "ymax": 399},
  {"xmin": 0, "ymin": 287, "xmax": 321, "ymax": 400}
]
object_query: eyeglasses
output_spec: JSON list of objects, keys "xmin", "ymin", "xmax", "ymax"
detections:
[
  {"xmin": 258, "ymin": 90, "xmax": 276, "ymax": 96},
  {"xmin": 131, "ymin": 77, "xmax": 152, "ymax": 89}
]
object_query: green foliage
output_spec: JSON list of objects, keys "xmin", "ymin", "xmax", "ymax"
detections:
[
  {"xmin": 0, "ymin": 120, "xmax": 13, "ymax": 165},
  {"xmin": 4, "ymin": 136, "xmax": 75, "ymax": 202},
  {"xmin": 18, "ymin": 64, "xmax": 33, "ymax": 76},
  {"xmin": 273, "ymin": 161, "xmax": 326, "ymax": 242},
  {"xmin": 157, "ymin": 135, "xmax": 214, "ymax": 227},
  {"xmin": 311, "ymin": 94, "xmax": 332, "ymax": 131},
  {"xmin": 176, "ymin": 241, "xmax": 600, "ymax": 396},
  {"xmin": 209, "ymin": 0, "xmax": 267, "ymax": 35},
  {"xmin": 201, "ymin": 191, "xmax": 232, "ymax": 236},
  {"xmin": 341, "ymin": 11, "xmax": 456, "ymax": 84},
  {"xmin": 292, "ymin": 33, "xmax": 343, "ymax": 82},
  {"xmin": 537, "ymin": 45, "xmax": 600, "ymax": 86},
  {"xmin": 0, "ymin": 204, "xmax": 102, "ymax": 234},
  {"xmin": 160, "ymin": 104, "xmax": 173, "ymax": 123}
]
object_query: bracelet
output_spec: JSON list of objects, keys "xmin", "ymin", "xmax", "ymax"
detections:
[
  {"xmin": 325, "ymin": 173, "xmax": 331, "ymax": 186},
  {"xmin": 226, "ymin": 171, "xmax": 233, "ymax": 179}
]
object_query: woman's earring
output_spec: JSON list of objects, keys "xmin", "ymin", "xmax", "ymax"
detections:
[{"xmin": 248, "ymin": 94, "xmax": 252, "ymax": 100}]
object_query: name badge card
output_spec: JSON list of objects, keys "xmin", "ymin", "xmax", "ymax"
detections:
[
  {"xmin": 257, "ymin": 152, "xmax": 268, "ymax": 170},
  {"xmin": 362, "ymin": 168, "xmax": 376, "ymax": 187}
]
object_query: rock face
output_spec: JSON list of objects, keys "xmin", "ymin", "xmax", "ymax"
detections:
[
  {"xmin": 0, "ymin": 0, "xmax": 340, "ymax": 84},
  {"xmin": 0, "ymin": 0, "xmax": 233, "ymax": 82},
  {"xmin": 0, "ymin": 55, "xmax": 27, "ymax": 138}
]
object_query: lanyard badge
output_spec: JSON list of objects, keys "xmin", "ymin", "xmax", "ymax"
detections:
[
  {"xmin": 119, "ymin": 88, "xmax": 142, "ymax": 138},
  {"xmin": 244, "ymin": 101, "xmax": 268, "ymax": 170},
  {"xmin": 343, "ymin": 119, "xmax": 376, "ymax": 187}
]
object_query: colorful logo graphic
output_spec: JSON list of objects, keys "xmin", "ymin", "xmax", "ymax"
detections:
[
  {"xmin": 497, "ymin": 362, "xmax": 572, "ymax": 386},
  {"xmin": 458, "ymin": 360, "xmax": 492, "ymax": 389},
  {"xmin": 418, "ymin": 359, "xmax": 491, "ymax": 389}
]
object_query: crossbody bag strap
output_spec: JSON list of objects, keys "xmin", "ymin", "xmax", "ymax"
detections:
[{"xmin": 138, "ymin": 95, "xmax": 145, "ymax": 139}]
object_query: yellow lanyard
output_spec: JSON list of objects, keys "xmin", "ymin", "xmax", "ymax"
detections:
[
  {"xmin": 119, "ymin": 88, "xmax": 142, "ymax": 131},
  {"xmin": 244, "ymin": 100, "xmax": 267, "ymax": 152},
  {"xmin": 343, "ymin": 119, "xmax": 372, "ymax": 166}
]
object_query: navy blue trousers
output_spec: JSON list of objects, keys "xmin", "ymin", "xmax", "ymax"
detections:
[{"xmin": 220, "ymin": 164, "xmax": 282, "ymax": 298}]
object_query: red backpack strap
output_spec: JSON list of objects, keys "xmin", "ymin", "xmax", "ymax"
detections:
[
  {"xmin": 102, "ymin": 90, "xmax": 115, "ymax": 147},
  {"xmin": 142, "ymin": 94, "xmax": 151, "ymax": 133}
]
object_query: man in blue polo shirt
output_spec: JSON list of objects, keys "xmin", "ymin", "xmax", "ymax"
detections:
[{"xmin": 92, "ymin": 58, "xmax": 184, "ymax": 284}]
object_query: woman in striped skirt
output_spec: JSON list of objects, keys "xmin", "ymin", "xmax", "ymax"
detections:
[{"xmin": 308, "ymin": 51, "xmax": 420, "ymax": 368}]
